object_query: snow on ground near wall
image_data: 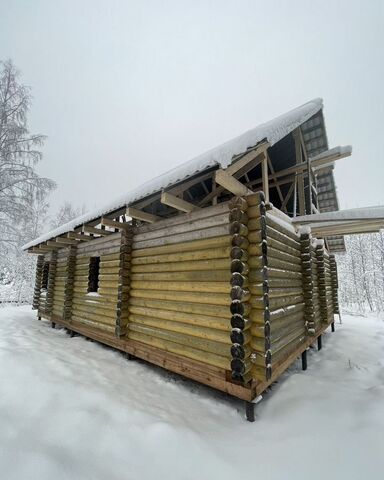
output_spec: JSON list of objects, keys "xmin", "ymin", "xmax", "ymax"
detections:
[{"xmin": 0, "ymin": 307, "xmax": 383, "ymax": 480}]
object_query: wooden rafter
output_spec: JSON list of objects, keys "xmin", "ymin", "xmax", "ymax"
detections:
[
  {"xmin": 199, "ymin": 146, "xmax": 267, "ymax": 206},
  {"xmin": 126, "ymin": 207, "xmax": 160, "ymax": 223},
  {"xmin": 101, "ymin": 217, "xmax": 130, "ymax": 230},
  {"xmin": 55, "ymin": 237, "xmax": 78, "ymax": 245},
  {"xmin": 67, "ymin": 232, "xmax": 92, "ymax": 241},
  {"xmin": 281, "ymin": 181, "xmax": 295, "ymax": 213},
  {"xmin": 266, "ymin": 152, "xmax": 284, "ymax": 205},
  {"xmin": 82, "ymin": 225, "xmax": 112, "ymax": 236},
  {"xmin": 160, "ymin": 191, "xmax": 198, "ymax": 213},
  {"xmin": 293, "ymin": 129, "xmax": 305, "ymax": 215},
  {"xmin": 214, "ymin": 169, "xmax": 252, "ymax": 196}
]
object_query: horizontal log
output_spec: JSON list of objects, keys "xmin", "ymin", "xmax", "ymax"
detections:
[
  {"xmin": 135, "ymin": 201, "xmax": 229, "ymax": 234},
  {"xmin": 249, "ymin": 302, "xmax": 305, "ymax": 323},
  {"xmin": 249, "ymin": 255, "xmax": 302, "ymax": 272},
  {"xmin": 129, "ymin": 314, "xmax": 230, "ymax": 344},
  {"xmin": 128, "ymin": 330, "xmax": 229, "ymax": 370},
  {"xmin": 131, "ymin": 246, "xmax": 231, "ymax": 265},
  {"xmin": 130, "ymin": 289, "xmax": 229, "ymax": 306},
  {"xmin": 251, "ymin": 294, "xmax": 304, "ymax": 310},
  {"xmin": 128, "ymin": 323, "xmax": 230, "ymax": 358},
  {"xmin": 130, "ymin": 270, "xmax": 231, "ymax": 283},
  {"xmin": 131, "ymin": 258, "xmax": 229, "ymax": 273},
  {"xmin": 129, "ymin": 297, "xmax": 229, "ymax": 318},
  {"xmin": 71, "ymin": 315, "xmax": 116, "ymax": 332},
  {"xmin": 249, "ymin": 268, "xmax": 302, "ymax": 282},
  {"xmin": 131, "ymin": 235, "xmax": 231, "ymax": 258},
  {"xmin": 249, "ymin": 286, "xmax": 302, "ymax": 297},
  {"xmin": 130, "ymin": 281, "xmax": 229, "ymax": 294},
  {"xmin": 129, "ymin": 305, "xmax": 230, "ymax": 331},
  {"xmin": 71, "ymin": 308, "xmax": 117, "ymax": 325},
  {"xmin": 133, "ymin": 225, "xmax": 230, "ymax": 250},
  {"xmin": 248, "ymin": 226, "xmax": 300, "ymax": 251},
  {"xmin": 134, "ymin": 212, "xmax": 230, "ymax": 243}
]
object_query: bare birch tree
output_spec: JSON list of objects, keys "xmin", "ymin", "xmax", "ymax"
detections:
[{"xmin": 0, "ymin": 59, "xmax": 55, "ymax": 255}]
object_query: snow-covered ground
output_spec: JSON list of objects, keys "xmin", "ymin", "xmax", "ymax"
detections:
[{"xmin": 0, "ymin": 307, "xmax": 383, "ymax": 480}]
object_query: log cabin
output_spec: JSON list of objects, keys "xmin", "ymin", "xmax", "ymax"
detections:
[{"xmin": 23, "ymin": 98, "xmax": 384, "ymax": 421}]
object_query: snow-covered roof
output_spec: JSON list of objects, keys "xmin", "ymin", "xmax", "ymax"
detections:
[{"xmin": 23, "ymin": 98, "xmax": 323, "ymax": 250}]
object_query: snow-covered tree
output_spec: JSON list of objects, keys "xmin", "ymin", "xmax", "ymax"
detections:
[
  {"xmin": 50, "ymin": 202, "xmax": 86, "ymax": 230},
  {"xmin": 0, "ymin": 59, "xmax": 55, "ymax": 302},
  {"xmin": 336, "ymin": 233, "xmax": 384, "ymax": 313},
  {"xmin": 0, "ymin": 59, "xmax": 55, "ymax": 253}
]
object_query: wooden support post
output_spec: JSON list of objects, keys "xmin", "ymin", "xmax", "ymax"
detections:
[
  {"xmin": 262, "ymin": 153, "xmax": 269, "ymax": 204},
  {"xmin": 245, "ymin": 401, "xmax": 255, "ymax": 422},
  {"xmin": 293, "ymin": 129, "xmax": 306, "ymax": 215},
  {"xmin": 317, "ymin": 335, "xmax": 322, "ymax": 351},
  {"xmin": 301, "ymin": 350, "xmax": 307, "ymax": 371}
]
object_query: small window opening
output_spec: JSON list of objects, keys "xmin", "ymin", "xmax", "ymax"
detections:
[
  {"xmin": 41, "ymin": 262, "xmax": 50, "ymax": 290},
  {"xmin": 88, "ymin": 257, "xmax": 100, "ymax": 293}
]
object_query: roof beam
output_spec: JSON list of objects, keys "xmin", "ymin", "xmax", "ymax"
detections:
[
  {"xmin": 55, "ymin": 237, "xmax": 78, "ymax": 245},
  {"xmin": 100, "ymin": 217, "xmax": 130, "ymax": 230},
  {"xmin": 214, "ymin": 169, "xmax": 253, "ymax": 196},
  {"xmin": 225, "ymin": 142, "xmax": 269, "ymax": 176},
  {"xmin": 160, "ymin": 191, "xmax": 198, "ymax": 213},
  {"xmin": 82, "ymin": 225, "xmax": 113, "ymax": 236},
  {"xmin": 67, "ymin": 232, "xmax": 92, "ymax": 241},
  {"xmin": 126, "ymin": 207, "xmax": 160, "ymax": 223}
]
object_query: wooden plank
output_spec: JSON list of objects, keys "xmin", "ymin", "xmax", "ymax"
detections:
[
  {"xmin": 214, "ymin": 169, "xmax": 252, "ymax": 196},
  {"xmin": 67, "ymin": 232, "xmax": 92, "ymax": 241},
  {"xmin": 82, "ymin": 225, "xmax": 113, "ymax": 236},
  {"xmin": 225, "ymin": 143, "xmax": 269, "ymax": 176},
  {"xmin": 55, "ymin": 237, "xmax": 78, "ymax": 245},
  {"xmin": 126, "ymin": 207, "xmax": 160, "ymax": 223},
  {"xmin": 261, "ymin": 153, "xmax": 269, "ymax": 203},
  {"xmin": 160, "ymin": 191, "xmax": 198, "ymax": 213},
  {"xmin": 100, "ymin": 217, "xmax": 131, "ymax": 230}
]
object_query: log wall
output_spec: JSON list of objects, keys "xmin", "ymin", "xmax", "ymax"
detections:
[
  {"xmin": 127, "ymin": 202, "xmax": 232, "ymax": 370},
  {"xmin": 37, "ymin": 252, "xmax": 54, "ymax": 318},
  {"xmin": 71, "ymin": 233, "xmax": 122, "ymax": 334},
  {"xmin": 52, "ymin": 248, "xmax": 70, "ymax": 319},
  {"xmin": 34, "ymin": 192, "xmax": 340, "ymax": 399}
]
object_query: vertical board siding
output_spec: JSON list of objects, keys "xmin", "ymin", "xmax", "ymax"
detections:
[{"xmin": 127, "ymin": 203, "xmax": 232, "ymax": 370}]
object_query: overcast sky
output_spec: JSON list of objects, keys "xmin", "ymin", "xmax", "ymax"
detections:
[{"xmin": 1, "ymin": 0, "xmax": 383, "ymax": 215}]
